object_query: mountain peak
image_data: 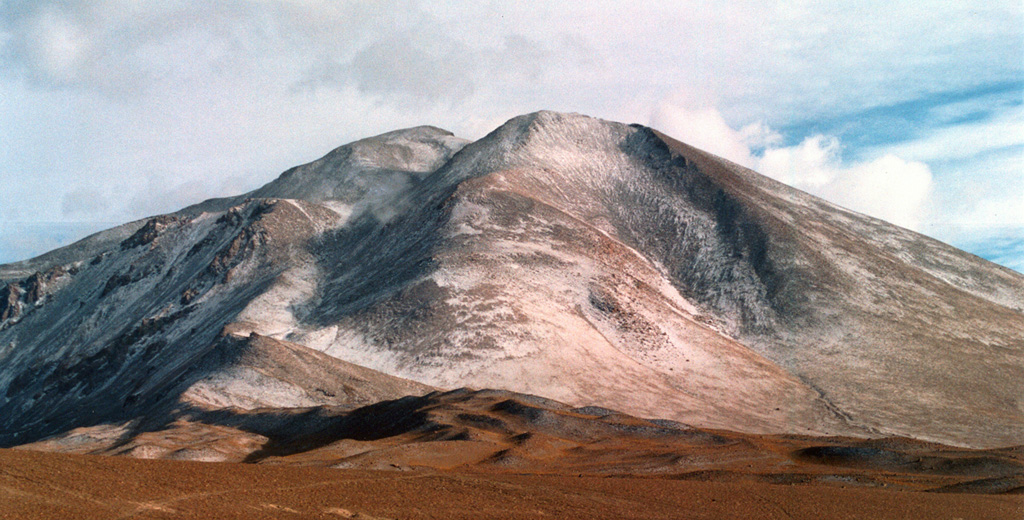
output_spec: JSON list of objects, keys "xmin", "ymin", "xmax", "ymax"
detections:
[
  {"xmin": 328, "ymin": 124, "xmax": 468, "ymax": 170},
  {"xmin": 486, "ymin": 110, "xmax": 627, "ymax": 151},
  {"xmin": 1, "ymin": 112, "xmax": 1021, "ymax": 451}
]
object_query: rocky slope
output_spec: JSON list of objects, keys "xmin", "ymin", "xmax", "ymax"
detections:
[{"xmin": 1, "ymin": 111, "xmax": 1021, "ymax": 449}]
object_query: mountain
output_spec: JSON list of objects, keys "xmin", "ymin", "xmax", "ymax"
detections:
[{"xmin": 1, "ymin": 111, "xmax": 1021, "ymax": 451}]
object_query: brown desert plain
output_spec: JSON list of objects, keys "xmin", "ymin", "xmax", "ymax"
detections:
[
  {"xmin": 3, "ymin": 387, "xmax": 1024, "ymax": 519},
  {"xmin": 0, "ymin": 444, "xmax": 1021, "ymax": 520}
]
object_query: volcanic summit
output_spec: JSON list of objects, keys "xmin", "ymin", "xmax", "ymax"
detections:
[{"xmin": 1, "ymin": 111, "xmax": 1021, "ymax": 460}]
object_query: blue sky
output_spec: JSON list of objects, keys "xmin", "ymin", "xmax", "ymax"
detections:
[{"xmin": 1, "ymin": 1, "xmax": 1022, "ymax": 271}]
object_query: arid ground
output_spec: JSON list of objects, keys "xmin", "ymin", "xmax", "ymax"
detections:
[
  {"xmin": 2, "ymin": 443, "xmax": 1021, "ymax": 520},
  {"xmin": 5, "ymin": 388, "xmax": 1023, "ymax": 519}
]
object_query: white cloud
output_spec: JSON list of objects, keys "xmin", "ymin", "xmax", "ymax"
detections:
[
  {"xmin": 873, "ymin": 106, "xmax": 1024, "ymax": 243},
  {"xmin": 927, "ymin": 149, "xmax": 1024, "ymax": 242},
  {"xmin": 829, "ymin": 155, "xmax": 933, "ymax": 230},
  {"xmin": 738, "ymin": 120, "xmax": 783, "ymax": 151},
  {"xmin": 880, "ymin": 106, "xmax": 1024, "ymax": 163},
  {"xmin": 758, "ymin": 135, "xmax": 841, "ymax": 189},
  {"xmin": 24, "ymin": 6, "xmax": 93, "ymax": 84},
  {"xmin": 125, "ymin": 173, "xmax": 263, "ymax": 217},
  {"xmin": 651, "ymin": 108, "xmax": 753, "ymax": 168}
]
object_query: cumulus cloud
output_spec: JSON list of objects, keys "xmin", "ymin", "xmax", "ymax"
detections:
[
  {"xmin": 822, "ymin": 155, "xmax": 933, "ymax": 230},
  {"xmin": 757, "ymin": 135, "xmax": 841, "ymax": 188},
  {"xmin": 874, "ymin": 105, "xmax": 1024, "ymax": 243},
  {"xmin": 650, "ymin": 96, "xmax": 758, "ymax": 169}
]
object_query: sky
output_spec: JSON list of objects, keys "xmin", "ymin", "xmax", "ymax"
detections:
[{"xmin": 1, "ymin": 1, "xmax": 1022, "ymax": 271}]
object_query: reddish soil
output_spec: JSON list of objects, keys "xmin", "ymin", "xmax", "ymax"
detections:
[{"xmin": 1, "ymin": 448, "xmax": 1021, "ymax": 520}]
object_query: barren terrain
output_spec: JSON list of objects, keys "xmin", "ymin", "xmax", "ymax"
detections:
[
  {"xmin": 1, "ymin": 447, "xmax": 1020, "ymax": 520},
  {"xmin": 9, "ymin": 389, "xmax": 1022, "ymax": 519}
]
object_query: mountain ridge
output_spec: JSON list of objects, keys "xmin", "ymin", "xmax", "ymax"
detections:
[{"xmin": 1, "ymin": 111, "xmax": 1021, "ymax": 450}]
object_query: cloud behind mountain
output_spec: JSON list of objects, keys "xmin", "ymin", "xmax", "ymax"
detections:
[{"xmin": 0, "ymin": 1, "xmax": 1020, "ymax": 268}]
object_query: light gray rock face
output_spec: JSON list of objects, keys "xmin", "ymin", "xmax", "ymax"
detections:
[{"xmin": 1, "ymin": 111, "xmax": 1021, "ymax": 449}]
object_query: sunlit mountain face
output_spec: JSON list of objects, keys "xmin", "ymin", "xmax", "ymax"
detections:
[{"xmin": 1, "ymin": 113, "xmax": 1021, "ymax": 462}]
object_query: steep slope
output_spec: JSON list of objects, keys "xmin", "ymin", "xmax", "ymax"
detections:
[
  {"xmin": 0, "ymin": 195, "xmax": 430, "ymax": 446},
  {"xmin": 179, "ymin": 330, "xmax": 434, "ymax": 411},
  {"xmin": 649, "ymin": 133, "xmax": 1024, "ymax": 446},
  {"xmin": 0, "ymin": 221, "xmax": 146, "ymax": 284},
  {"xmin": 1, "ymin": 111, "xmax": 1021, "ymax": 450}
]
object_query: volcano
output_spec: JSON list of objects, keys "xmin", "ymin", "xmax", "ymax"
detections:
[{"xmin": 1, "ymin": 111, "xmax": 1021, "ymax": 459}]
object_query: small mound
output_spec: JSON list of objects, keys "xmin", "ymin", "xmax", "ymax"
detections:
[
  {"xmin": 454, "ymin": 413, "xmax": 513, "ymax": 434},
  {"xmin": 794, "ymin": 445, "xmax": 1024, "ymax": 477},
  {"xmin": 927, "ymin": 476, "xmax": 1024, "ymax": 495},
  {"xmin": 571, "ymin": 406, "xmax": 621, "ymax": 417}
]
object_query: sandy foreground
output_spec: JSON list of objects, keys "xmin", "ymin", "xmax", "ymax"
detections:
[{"xmin": 0, "ymin": 448, "xmax": 1020, "ymax": 520}]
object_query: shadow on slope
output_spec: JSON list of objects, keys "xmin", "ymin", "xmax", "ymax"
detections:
[
  {"xmin": 180, "ymin": 388, "xmax": 726, "ymax": 463},
  {"xmin": 14, "ymin": 385, "xmax": 1023, "ymax": 494},
  {"xmin": 90, "ymin": 387, "xmax": 1022, "ymax": 495},
  {"xmin": 0, "ymin": 295, "xmax": 267, "ymax": 449}
]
